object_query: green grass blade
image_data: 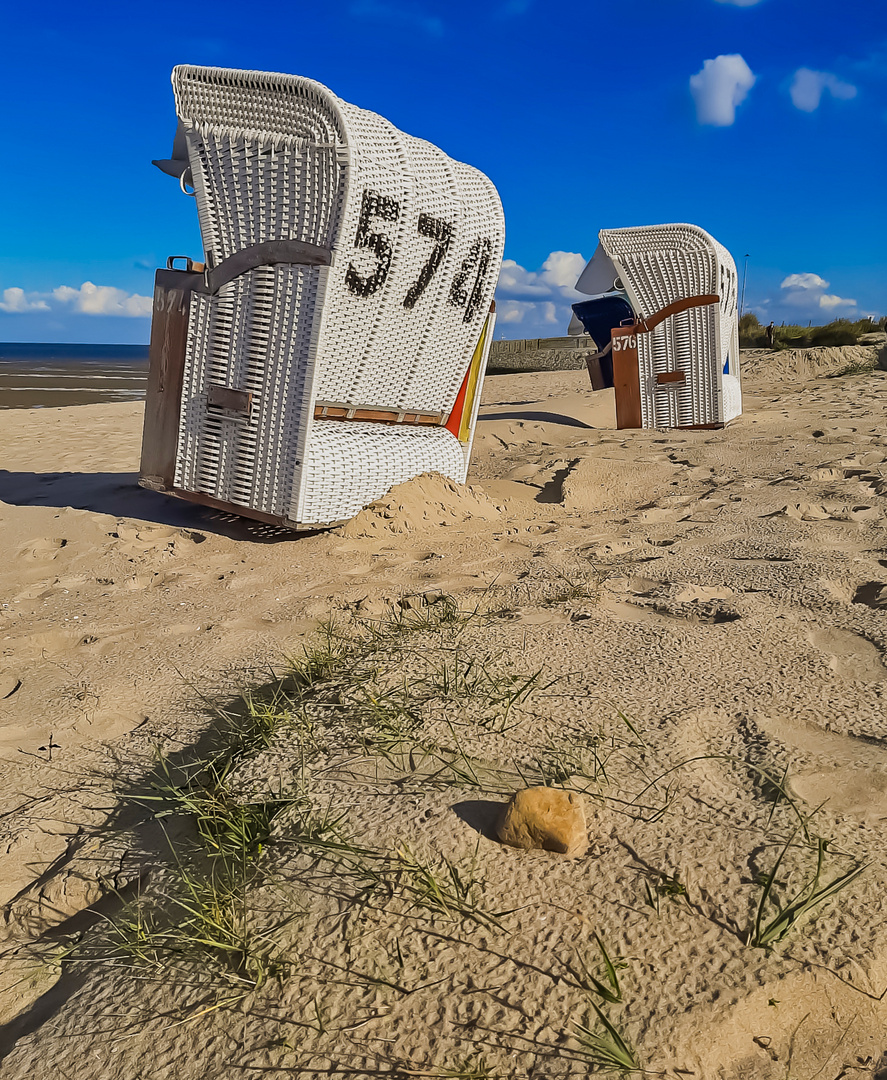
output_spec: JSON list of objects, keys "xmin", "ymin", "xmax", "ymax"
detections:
[
  {"xmin": 594, "ymin": 933, "xmax": 623, "ymax": 1001},
  {"xmin": 751, "ymin": 834, "xmax": 867, "ymax": 949},
  {"xmin": 573, "ymin": 1000, "xmax": 639, "ymax": 1071}
]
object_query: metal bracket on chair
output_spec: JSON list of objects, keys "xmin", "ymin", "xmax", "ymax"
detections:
[{"xmin": 206, "ymin": 384, "xmax": 253, "ymax": 415}]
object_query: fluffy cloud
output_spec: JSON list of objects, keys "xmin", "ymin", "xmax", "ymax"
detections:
[
  {"xmin": 690, "ymin": 54, "xmax": 756, "ymax": 126},
  {"xmin": 497, "ymin": 261, "xmax": 552, "ymax": 300},
  {"xmin": 53, "ymin": 282, "xmax": 153, "ymax": 317},
  {"xmin": 780, "ymin": 272, "xmax": 857, "ymax": 311},
  {"xmin": 0, "ymin": 282, "xmax": 152, "ymax": 318},
  {"xmin": 497, "ymin": 251, "xmax": 586, "ymax": 300},
  {"xmin": 0, "ymin": 287, "xmax": 50, "ymax": 313},
  {"xmin": 790, "ymin": 68, "xmax": 857, "ymax": 112},
  {"xmin": 497, "ymin": 299, "xmax": 559, "ymax": 326},
  {"xmin": 539, "ymin": 251, "xmax": 587, "ymax": 289},
  {"xmin": 495, "ymin": 251, "xmax": 586, "ymax": 337}
]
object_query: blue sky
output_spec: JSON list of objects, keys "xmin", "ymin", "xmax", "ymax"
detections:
[{"xmin": 1, "ymin": 0, "xmax": 884, "ymax": 343}]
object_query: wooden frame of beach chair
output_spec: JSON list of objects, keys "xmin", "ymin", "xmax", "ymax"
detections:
[
  {"xmin": 573, "ymin": 224, "xmax": 742, "ymax": 430},
  {"xmin": 139, "ymin": 65, "xmax": 504, "ymax": 529}
]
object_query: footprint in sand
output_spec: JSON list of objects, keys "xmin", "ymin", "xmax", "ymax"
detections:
[
  {"xmin": 791, "ymin": 767, "xmax": 887, "ymax": 822},
  {"xmin": 122, "ymin": 573, "xmax": 161, "ymax": 591},
  {"xmin": 51, "ymin": 574, "xmax": 94, "ymax": 592},
  {"xmin": 498, "ymin": 607, "xmax": 572, "ymax": 626},
  {"xmin": 16, "ymin": 537, "xmax": 67, "ymax": 560},
  {"xmin": 602, "ymin": 576, "xmax": 740, "ymax": 625},
  {"xmin": 673, "ymin": 584, "xmax": 735, "ymax": 603},
  {"xmin": 781, "ymin": 501, "xmax": 881, "ymax": 523},
  {"xmin": 13, "ymin": 582, "xmax": 57, "ymax": 602},
  {"xmin": 561, "ymin": 457, "xmax": 680, "ymax": 514},
  {"xmin": 839, "ymin": 451, "xmax": 887, "ymax": 469},
  {"xmin": 853, "ymin": 581, "xmax": 887, "ymax": 609},
  {"xmin": 111, "ymin": 523, "xmax": 207, "ymax": 554},
  {"xmin": 342, "ymin": 563, "xmax": 375, "ymax": 577},
  {"xmin": 637, "ymin": 506, "xmax": 692, "ymax": 524},
  {"xmin": 577, "ymin": 537, "xmax": 644, "ymax": 562},
  {"xmin": 754, "ymin": 711, "xmax": 887, "ymax": 822},
  {"xmin": 18, "ymin": 629, "xmax": 85, "ymax": 656},
  {"xmin": 782, "ymin": 502, "xmax": 834, "ymax": 520},
  {"xmin": 647, "ymin": 601, "xmax": 741, "ymax": 625},
  {"xmin": 806, "ymin": 626, "xmax": 886, "ymax": 681}
]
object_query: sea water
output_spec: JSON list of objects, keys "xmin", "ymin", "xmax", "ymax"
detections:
[{"xmin": 0, "ymin": 343, "xmax": 149, "ymax": 409}]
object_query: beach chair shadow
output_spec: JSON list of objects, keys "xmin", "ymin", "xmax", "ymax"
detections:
[
  {"xmin": 477, "ymin": 410, "xmax": 595, "ymax": 428},
  {"xmin": 0, "ymin": 470, "xmax": 304, "ymax": 543}
]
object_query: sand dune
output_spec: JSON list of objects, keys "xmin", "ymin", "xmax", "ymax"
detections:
[{"xmin": 0, "ymin": 346, "xmax": 885, "ymax": 1077}]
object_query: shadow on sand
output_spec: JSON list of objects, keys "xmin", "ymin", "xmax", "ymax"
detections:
[
  {"xmin": 0, "ymin": 470, "xmax": 313, "ymax": 543},
  {"xmin": 477, "ymin": 409, "xmax": 595, "ymax": 428}
]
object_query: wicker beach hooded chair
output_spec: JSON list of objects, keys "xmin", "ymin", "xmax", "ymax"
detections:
[
  {"xmin": 140, "ymin": 65, "xmax": 504, "ymax": 528},
  {"xmin": 571, "ymin": 224, "xmax": 741, "ymax": 430}
]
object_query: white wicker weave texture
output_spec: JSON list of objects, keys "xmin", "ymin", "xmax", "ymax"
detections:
[
  {"xmin": 300, "ymin": 422, "xmax": 466, "ymax": 525},
  {"xmin": 599, "ymin": 224, "xmax": 740, "ymax": 428},
  {"xmin": 316, "ymin": 105, "xmax": 504, "ymax": 414},
  {"xmin": 174, "ymin": 265, "xmax": 324, "ymax": 513},
  {"xmin": 167, "ymin": 66, "xmax": 504, "ymax": 525}
]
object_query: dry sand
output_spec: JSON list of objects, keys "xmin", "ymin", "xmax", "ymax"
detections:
[{"xmin": 0, "ymin": 345, "xmax": 885, "ymax": 1077}]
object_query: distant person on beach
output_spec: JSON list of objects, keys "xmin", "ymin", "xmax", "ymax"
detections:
[{"xmin": 766, "ymin": 321, "xmax": 775, "ymax": 348}]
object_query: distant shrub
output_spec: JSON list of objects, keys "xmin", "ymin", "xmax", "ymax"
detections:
[
  {"xmin": 808, "ymin": 320, "xmax": 864, "ymax": 347},
  {"xmin": 740, "ymin": 315, "xmax": 872, "ymax": 350},
  {"xmin": 739, "ymin": 313, "xmax": 767, "ymax": 348}
]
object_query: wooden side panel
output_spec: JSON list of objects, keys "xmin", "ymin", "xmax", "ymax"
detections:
[
  {"xmin": 585, "ymin": 354, "xmax": 607, "ymax": 391},
  {"xmin": 611, "ymin": 325, "xmax": 643, "ymax": 430},
  {"xmin": 139, "ymin": 270, "xmax": 198, "ymax": 490}
]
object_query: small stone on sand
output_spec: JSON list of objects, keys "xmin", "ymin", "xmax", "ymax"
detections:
[{"xmin": 496, "ymin": 786, "xmax": 587, "ymax": 855}]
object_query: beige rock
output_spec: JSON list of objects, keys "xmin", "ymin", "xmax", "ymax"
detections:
[{"xmin": 496, "ymin": 786, "xmax": 587, "ymax": 855}]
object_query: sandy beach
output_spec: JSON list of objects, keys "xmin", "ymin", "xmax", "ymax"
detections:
[{"xmin": 0, "ymin": 342, "xmax": 886, "ymax": 1077}]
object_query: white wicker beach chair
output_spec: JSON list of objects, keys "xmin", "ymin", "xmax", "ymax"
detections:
[
  {"xmin": 140, "ymin": 65, "xmax": 503, "ymax": 528},
  {"xmin": 572, "ymin": 224, "xmax": 741, "ymax": 429}
]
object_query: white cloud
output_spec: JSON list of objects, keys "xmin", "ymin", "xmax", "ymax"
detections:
[
  {"xmin": 690, "ymin": 54, "xmax": 756, "ymax": 126},
  {"xmin": 541, "ymin": 301, "xmax": 559, "ymax": 324},
  {"xmin": 497, "ymin": 260, "xmax": 552, "ymax": 300},
  {"xmin": 495, "ymin": 251, "xmax": 587, "ymax": 337},
  {"xmin": 540, "ymin": 251, "xmax": 587, "ymax": 289},
  {"xmin": 0, "ymin": 282, "xmax": 152, "ymax": 318},
  {"xmin": 53, "ymin": 282, "xmax": 153, "ymax": 317},
  {"xmin": 497, "ymin": 301, "xmax": 527, "ymax": 325},
  {"xmin": 0, "ymin": 287, "xmax": 50, "ymax": 313},
  {"xmin": 780, "ymin": 272, "xmax": 857, "ymax": 312},
  {"xmin": 790, "ymin": 68, "xmax": 857, "ymax": 112},
  {"xmin": 497, "ymin": 252, "xmax": 586, "ymax": 301},
  {"xmin": 781, "ymin": 273, "xmax": 828, "ymax": 291}
]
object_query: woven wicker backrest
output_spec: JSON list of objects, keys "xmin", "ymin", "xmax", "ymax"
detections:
[
  {"xmin": 172, "ymin": 65, "xmax": 504, "ymax": 413},
  {"xmin": 166, "ymin": 65, "xmax": 504, "ymax": 522},
  {"xmin": 598, "ymin": 224, "xmax": 739, "ymax": 427}
]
